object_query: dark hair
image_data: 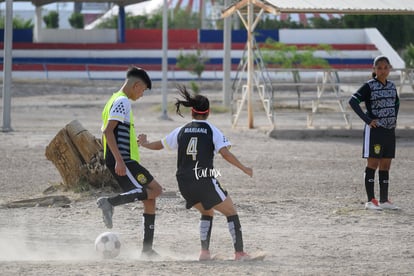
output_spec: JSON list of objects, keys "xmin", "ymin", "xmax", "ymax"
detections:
[
  {"xmin": 372, "ymin": 55, "xmax": 391, "ymax": 78},
  {"xmin": 175, "ymin": 85, "xmax": 209, "ymax": 118},
  {"xmin": 127, "ymin": 66, "xmax": 152, "ymax": 89}
]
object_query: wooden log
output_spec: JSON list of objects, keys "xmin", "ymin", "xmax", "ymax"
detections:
[
  {"xmin": 45, "ymin": 120, "xmax": 119, "ymax": 191},
  {"xmin": 65, "ymin": 119, "xmax": 101, "ymax": 164},
  {"xmin": 2, "ymin": 195, "xmax": 71, "ymax": 208},
  {"xmin": 45, "ymin": 126, "xmax": 83, "ymax": 190}
]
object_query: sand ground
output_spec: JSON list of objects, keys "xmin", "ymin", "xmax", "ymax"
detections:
[{"xmin": 0, "ymin": 79, "xmax": 414, "ymax": 275}]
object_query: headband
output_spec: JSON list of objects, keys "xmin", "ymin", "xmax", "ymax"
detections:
[{"xmin": 192, "ymin": 108, "xmax": 209, "ymax": 114}]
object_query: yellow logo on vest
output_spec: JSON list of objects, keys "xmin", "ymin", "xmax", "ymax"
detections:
[
  {"xmin": 374, "ymin": 144, "xmax": 381, "ymax": 155},
  {"xmin": 136, "ymin": 173, "xmax": 148, "ymax": 184}
]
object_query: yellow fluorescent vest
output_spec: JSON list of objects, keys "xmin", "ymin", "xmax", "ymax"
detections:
[{"xmin": 101, "ymin": 91, "xmax": 139, "ymax": 162}]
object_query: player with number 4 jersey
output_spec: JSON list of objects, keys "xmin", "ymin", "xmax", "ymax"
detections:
[{"xmin": 139, "ymin": 85, "xmax": 255, "ymax": 261}]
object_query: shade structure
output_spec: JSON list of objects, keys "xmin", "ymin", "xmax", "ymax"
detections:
[{"xmin": 223, "ymin": 0, "xmax": 414, "ymax": 16}]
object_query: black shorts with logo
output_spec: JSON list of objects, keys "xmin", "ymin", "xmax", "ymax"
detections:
[
  {"xmin": 362, "ymin": 125, "xmax": 396, "ymax": 159},
  {"xmin": 176, "ymin": 174, "xmax": 228, "ymax": 210},
  {"xmin": 106, "ymin": 160, "xmax": 154, "ymax": 192}
]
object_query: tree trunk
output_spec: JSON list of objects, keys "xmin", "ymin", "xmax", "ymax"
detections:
[{"xmin": 45, "ymin": 120, "xmax": 119, "ymax": 191}]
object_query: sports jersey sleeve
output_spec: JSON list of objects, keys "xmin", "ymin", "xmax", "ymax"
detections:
[
  {"xmin": 349, "ymin": 83, "xmax": 372, "ymax": 125},
  {"xmin": 395, "ymin": 92, "xmax": 400, "ymax": 118},
  {"xmin": 209, "ymin": 123, "xmax": 231, "ymax": 154},
  {"xmin": 109, "ymin": 96, "xmax": 130, "ymax": 123},
  {"xmin": 161, "ymin": 126, "xmax": 182, "ymax": 150}
]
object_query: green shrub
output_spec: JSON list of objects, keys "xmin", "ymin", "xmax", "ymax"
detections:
[
  {"xmin": 43, "ymin": 10, "xmax": 59, "ymax": 29},
  {"xmin": 69, "ymin": 12, "xmax": 84, "ymax": 29}
]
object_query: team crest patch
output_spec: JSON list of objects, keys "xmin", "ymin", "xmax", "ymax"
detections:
[
  {"xmin": 374, "ymin": 144, "xmax": 381, "ymax": 155},
  {"xmin": 136, "ymin": 173, "xmax": 148, "ymax": 184}
]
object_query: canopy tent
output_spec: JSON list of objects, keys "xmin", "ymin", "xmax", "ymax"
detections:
[{"xmin": 221, "ymin": 0, "xmax": 414, "ymax": 129}]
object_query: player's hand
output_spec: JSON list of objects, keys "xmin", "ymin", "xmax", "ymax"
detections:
[
  {"xmin": 115, "ymin": 161, "xmax": 126, "ymax": 176},
  {"xmin": 138, "ymin": 134, "xmax": 148, "ymax": 146},
  {"xmin": 244, "ymin": 167, "xmax": 253, "ymax": 177},
  {"xmin": 369, "ymin": 119, "xmax": 378, "ymax": 128}
]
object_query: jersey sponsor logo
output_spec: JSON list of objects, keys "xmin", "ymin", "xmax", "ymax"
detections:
[
  {"xmin": 374, "ymin": 144, "xmax": 381, "ymax": 155},
  {"xmin": 136, "ymin": 173, "xmax": 148, "ymax": 184},
  {"xmin": 193, "ymin": 161, "xmax": 221, "ymax": 180}
]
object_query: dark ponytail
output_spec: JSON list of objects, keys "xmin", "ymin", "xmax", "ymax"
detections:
[{"xmin": 175, "ymin": 85, "xmax": 209, "ymax": 117}]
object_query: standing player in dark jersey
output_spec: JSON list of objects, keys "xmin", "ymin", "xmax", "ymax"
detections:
[
  {"xmin": 98, "ymin": 67, "xmax": 163, "ymax": 258},
  {"xmin": 138, "ymin": 85, "xmax": 254, "ymax": 261},
  {"xmin": 349, "ymin": 55, "xmax": 400, "ymax": 210}
]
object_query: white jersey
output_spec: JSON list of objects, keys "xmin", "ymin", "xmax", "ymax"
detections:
[
  {"xmin": 108, "ymin": 95, "xmax": 132, "ymax": 161},
  {"xmin": 109, "ymin": 96, "xmax": 131, "ymax": 124}
]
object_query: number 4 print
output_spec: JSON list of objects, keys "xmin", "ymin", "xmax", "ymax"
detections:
[{"xmin": 186, "ymin": 137, "xmax": 198, "ymax": 161}]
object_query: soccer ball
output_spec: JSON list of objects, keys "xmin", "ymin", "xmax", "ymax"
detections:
[{"xmin": 95, "ymin": 232, "xmax": 121, "ymax": 259}]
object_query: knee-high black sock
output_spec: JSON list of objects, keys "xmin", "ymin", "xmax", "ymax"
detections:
[
  {"xmin": 379, "ymin": 170, "xmax": 389, "ymax": 203},
  {"xmin": 108, "ymin": 189, "xmax": 148, "ymax": 206},
  {"xmin": 227, "ymin": 215, "xmax": 244, "ymax": 252},
  {"xmin": 142, "ymin": 213, "xmax": 155, "ymax": 252},
  {"xmin": 200, "ymin": 215, "xmax": 213, "ymax": 251},
  {"xmin": 365, "ymin": 167, "xmax": 376, "ymax": 202}
]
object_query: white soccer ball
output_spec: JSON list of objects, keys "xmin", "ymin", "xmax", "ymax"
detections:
[{"xmin": 95, "ymin": 232, "xmax": 121, "ymax": 259}]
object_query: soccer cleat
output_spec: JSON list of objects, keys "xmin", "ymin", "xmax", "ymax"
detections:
[
  {"xmin": 141, "ymin": 249, "xmax": 160, "ymax": 260},
  {"xmin": 235, "ymin": 251, "xmax": 251, "ymax": 261},
  {"xmin": 365, "ymin": 198, "xmax": 382, "ymax": 211},
  {"xmin": 379, "ymin": 201, "xmax": 400, "ymax": 210},
  {"xmin": 199, "ymin": 250, "xmax": 212, "ymax": 261},
  {"xmin": 97, "ymin": 197, "xmax": 114, "ymax": 229}
]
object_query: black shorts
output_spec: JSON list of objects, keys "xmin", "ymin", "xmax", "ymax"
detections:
[
  {"xmin": 106, "ymin": 160, "xmax": 154, "ymax": 193},
  {"xmin": 176, "ymin": 174, "xmax": 228, "ymax": 210},
  {"xmin": 362, "ymin": 125, "xmax": 396, "ymax": 159}
]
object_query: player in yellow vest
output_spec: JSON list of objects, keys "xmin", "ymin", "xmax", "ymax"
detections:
[{"xmin": 98, "ymin": 67, "xmax": 163, "ymax": 259}]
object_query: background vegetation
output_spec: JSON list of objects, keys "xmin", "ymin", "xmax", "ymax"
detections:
[
  {"xmin": 68, "ymin": 12, "xmax": 84, "ymax": 29},
  {"xmin": 43, "ymin": 10, "xmax": 59, "ymax": 29},
  {"xmin": 0, "ymin": 15, "xmax": 33, "ymax": 29}
]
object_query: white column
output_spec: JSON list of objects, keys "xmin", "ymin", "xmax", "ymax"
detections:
[
  {"xmin": 33, "ymin": 5, "xmax": 43, "ymax": 42},
  {"xmin": 2, "ymin": 0, "xmax": 13, "ymax": 132},
  {"xmin": 160, "ymin": 0, "xmax": 169, "ymax": 120},
  {"xmin": 222, "ymin": 0, "xmax": 231, "ymax": 107},
  {"xmin": 247, "ymin": 1, "xmax": 254, "ymax": 128}
]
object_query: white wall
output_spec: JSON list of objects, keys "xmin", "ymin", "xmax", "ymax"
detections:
[
  {"xmin": 279, "ymin": 29, "xmax": 368, "ymax": 44},
  {"xmin": 279, "ymin": 28, "xmax": 403, "ymax": 69},
  {"xmin": 364, "ymin": 28, "xmax": 405, "ymax": 69},
  {"xmin": 35, "ymin": 29, "xmax": 117, "ymax": 43}
]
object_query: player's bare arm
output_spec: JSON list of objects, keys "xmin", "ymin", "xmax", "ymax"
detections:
[
  {"xmin": 219, "ymin": 147, "xmax": 253, "ymax": 177},
  {"xmin": 138, "ymin": 134, "xmax": 164, "ymax": 150},
  {"xmin": 103, "ymin": 120, "xmax": 127, "ymax": 176}
]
